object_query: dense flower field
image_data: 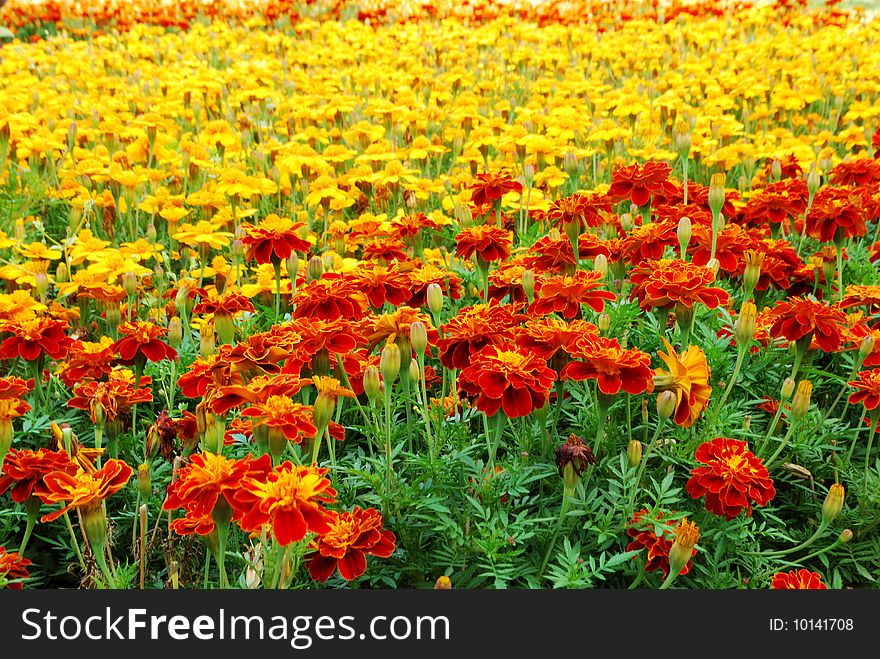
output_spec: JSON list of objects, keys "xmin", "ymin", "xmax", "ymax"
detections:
[{"xmin": 0, "ymin": 0, "xmax": 879, "ymax": 590}]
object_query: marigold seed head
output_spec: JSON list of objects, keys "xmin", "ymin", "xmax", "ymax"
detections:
[{"xmin": 821, "ymin": 483, "xmax": 845, "ymax": 523}]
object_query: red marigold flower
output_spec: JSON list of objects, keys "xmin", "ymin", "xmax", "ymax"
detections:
[
  {"xmin": 620, "ymin": 219, "xmax": 678, "ymax": 265},
  {"xmin": 610, "ymin": 162, "xmax": 672, "ymax": 207},
  {"xmin": 68, "ymin": 371, "xmax": 153, "ymax": 424},
  {"xmin": 530, "ymin": 270, "xmax": 616, "ymax": 319},
  {"xmin": 770, "ymin": 568, "xmax": 827, "ymax": 590},
  {"xmin": 405, "ymin": 262, "xmax": 463, "ymax": 307},
  {"xmin": 192, "ymin": 289, "xmax": 255, "ymax": 318},
  {"xmin": 56, "ymin": 337, "xmax": 116, "ymax": 386},
  {"xmin": 0, "ymin": 447, "xmax": 77, "ymax": 503},
  {"xmin": 626, "ymin": 509, "xmax": 695, "ymax": 579},
  {"xmin": 163, "ymin": 452, "xmax": 272, "ymax": 519},
  {"xmin": 689, "ymin": 223, "xmax": 752, "ymax": 273},
  {"xmin": 455, "ymin": 224, "xmax": 512, "ymax": 263},
  {"xmin": 545, "ymin": 192, "xmax": 611, "ymax": 231},
  {"xmin": 437, "ymin": 301, "xmax": 519, "ymax": 370},
  {"xmin": 0, "ymin": 546, "xmax": 31, "ymax": 589},
  {"xmin": 292, "ymin": 274, "xmax": 368, "ymax": 322},
  {"xmin": 840, "ymin": 285, "xmax": 880, "ymax": 314},
  {"xmin": 227, "ymin": 333, "xmax": 295, "ymax": 375},
  {"xmin": 741, "ymin": 179, "xmax": 809, "ymax": 227},
  {"xmin": 469, "ymin": 171, "xmax": 523, "ymax": 207},
  {"xmin": 0, "ymin": 376, "xmax": 33, "ymax": 401},
  {"xmin": 848, "ymin": 369, "xmax": 880, "ymax": 411},
  {"xmin": 362, "ymin": 237, "xmax": 408, "ymax": 264},
  {"xmin": 306, "ymin": 506, "xmax": 396, "ymax": 582},
  {"xmin": 516, "ymin": 317, "xmax": 599, "ymax": 362},
  {"xmin": 686, "ymin": 437, "xmax": 776, "ymax": 520},
  {"xmin": 178, "ymin": 348, "xmax": 242, "ymax": 399},
  {"xmin": 767, "ymin": 296, "xmax": 845, "ymax": 352},
  {"xmin": 40, "ymin": 458, "xmax": 133, "ymax": 523},
  {"xmin": 365, "ymin": 306, "xmax": 437, "ymax": 351},
  {"xmin": 168, "ymin": 511, "xmax": 217, "ymax": 537},
  {"xmin": 112, "ymin": 321, "xmax": 177, "ymax": 365},
  {"xmin": 349, "ymin": 264, "xmax": 413, "ymax": 309},
  {"xmin": 241, "ymin": 395, "xmax": 318, "ymax": 443},
  {"xmin": 829, "ymin": 157, "xmax": 880, "ymax": 186},
  {"xmin": 0, "ymin": 317, "xmax": 72, "ymax": 361},
  {"xmin": 241, "ymin": 214, "xmax": 311, "ymax": 265},
  {"xmin": 457, "ymin": 344, "xmax": 556, "ymax": 418},
  {"xmin": 561, "ymin": 336, "xmax": 654, "ymax": 395},
  {"xmin": 629, "ymin": 259, "xmax": 730, "ymax": 311},
  {"xmin": 488, "ymin": 261, "xmax": 531, "ymax": 305},
  {"xmin": 653, "ymin": 339, "xmax": 712, "ymax": 428},
  {"xmin": 279, "ymin": 317, "xmax": 365, "ymax": 371},
  {"xmin": 235, "ymin": 461, "xmax": 337, "ymax": 546},
  {"xmin": 210, "ymin": 374, "xmax": 308, "ymax": 415},
  {"xmin": 805, "ymin": 187, "xmax": 868, "ymax": 243}
]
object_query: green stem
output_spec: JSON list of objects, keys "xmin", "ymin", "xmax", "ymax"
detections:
[
  {"xmin": 864, "ymin": 421, "xmax": 877, "ymax": 493},
  {"xmin": 63, "ymin": 511, "xmax": 87, "ymax": 573},
  {"xmin": 762, "ymin": 520, "xmax": 829, "ymax": 557},
  {"xmin": 92, "ymin": 542, "xmax": 116, "ymax": 589},
  {"xmin": 628, "ymin": 418, "xmax": 667, "ymax": 512},
  {"xmin": 764, "ymin": 417, "xmax": 799, "ymax": 469},
  {"xmin": 715, "ymin": 346, "xmax": 747, "ymax": 416}
]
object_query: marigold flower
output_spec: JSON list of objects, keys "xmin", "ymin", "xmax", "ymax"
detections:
[
  {"xmin": 847, "ymin": 369, "xmax": 880, "ymax": 411},
  {"xmin": 0, "ymin": 447, "xmax": 77, "ymax": 503},
  {"xmin": 629, "ymin": 259, "xmax": 730, "ymax": 312},
  {"xmin": 458, "ymin": 344, "xmax": 556, "ymax": 418},
  {"xmin": 455, "ymin": 224, "xmax": 512, "ymax": 263},
  {"xmin": 436, "ymin": 301, "xmax": 518, "ymax": 370},
  {"xmin": 686, "ymin": 438, "xmax": 776, "ymax": 520},
  {"xmin": 515, "ymin": 317, "xmax": 598, "ymax": 362},
  {"xmin": 56, "ymin": 337, "xmax": 116, "ymax": 386},
  {"xmin": 469, "ymin": 171, "xmax": 522, "ymax": 207},
  {"xmin": 210, "ymin": 374, "xmax": 308, "ymax": 415},
  {"xmin": 619, "ymin": 219, "xmax": 678, "ymax": 265},
  {"xmin": 626, "ymin": 509, "xmax": 695, "ymax": 579},
  {"xmin": 0, "ymin": 546, "xmax": 31, "ymax": 589},
  {"xmin": 805, "ymin": 187, "xmax": 868, "ymax": 243},
  {"xmin": 235, "ymin": 461, "xmax": 337, "ymax": 546},
  {"xmin": 350, "ymin": 264, "xmax": 413, "ymax": 308},
  {"xmin": 770, "ymin": 569, "xmax": 827, "ymax": 590},
  {"xmin": 530, "ymin": 270, "xmax": 616, "ymax": 319},
  {"xmin": 241, "ymin": 214, "xmax": 311, "ymax": 265},
  {"xmin": 0, "ymin": 317, "xmax": 72, "ymax": 361},
  {"xmin": 610, "ymin": 161, "xmax": 672, "ymax": 207},
  {"xmin": 292, "ymin": 274, "xmax": 368, "ymax": 322},
  {"xmin": 767, "ymin": 297, "xmax": 845, "ymax": 352},
  {"xmin": 68, "ymin": 371, "xmax": 153, "ymax": 424},
  {"xmin": 668, "ymin": 518, "xmax": 700, "ymax": 577},
  {"xmin": 241, "ymin": 395, "xmax": 318, "ymax": 443},
  {"xmin": 652, "ymin": 339, "xmax": 712, "ymax": 428},
  {"xmin": 163, "ymin": 451, "xmax": 272, "ymax": 519},
  {"xmin": 306, "ymin": 507, "xmax": 396, "ymax": 582},
  {"xmin": 40, "ymin": 458, "xmax": 132, "ymax": 523},
  {"xmin": 555, "ymin": 433, "xmax": 596, "ymax": 485},
  {"xmin": 112, "ymin": 321, "xmax": 177, "ymax": 365},
  {"xmin": 561, "ymin": 336, "xmax": 654, "ymax": 395}
]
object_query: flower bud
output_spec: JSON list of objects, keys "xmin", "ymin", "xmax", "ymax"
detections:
[
  {"xmin": 735, "ymin": 300, "xmax": 757, "ymax": 345},
  {"xmin": 838, "ymin": 529, "xmax": 853, "ymax": 544},
  {"xmin": 619, "ymin": 213, "xmax": 634, "ymax": 232},
  {"xmin": 312, "ymin": 393, "xmax": 335, "ymax": 431},
  {"xmin": 160, "ymin": 321, "xmax": 180, "ymax": 354},
  {"xmin": 214, "ymin": 311, "xmax": 235, "ymax": 345},
  {"xmin": 34, "ymin": 270, "xmax": 50, "ymax": 297},
  {"xmin": 363, "ymin": 365, "xmax": 381, "ymax": 402},
  {"xmin": 708, "ymin": 173, "xmax": 726, "ymax": 215},
  {"xmin": 668, "ymin": 518, "xmax": 699, "ymax": 578},
  {"xmin": 434, "ymin": 576, "xmax": 452, "ymax": 590},
  {"xmin": 705, "ymin": 257, "xmax": 720, "ymax": 275},
  {"xmin": 859, "ymin": 335, "xmax": 875, "ymax": 360},
  {"xmin": 677, "ymin": 216, "xmax": 691, "ymax": 256},
  {"xmin": 592, "ymin": 253, "xmax": 608, "ymax": 277},
  {"xmin": 771, "ymin": 159, "xmax": 782, "ymax": 181},
  {"xmin": 598, "ymin": 313, "xmax": 611, "ymax": 334},
  {"xmin": 200, "ymin": 321, "xmax": 215, "ymax": 358},
  {"xmin": 627, "ymin": 439, "xmax": 642, "ymax": 467},
  {"xmin": 807, "ymin": 165, "xmax": 821, "ymax": 196},
  {"xmin": 175, "ymin": 284, "xmax": 191, "ymax": 311},
  {"xmin": 380, "ymin": 343, "xmax": 401, "ymax": 386},
  {"xmin": 743, "ymin": 250, "xmax": 764, "ymax": 294},
  {"xmin": 672, "ymin": 121, "xmax": 691, "ymax": 158},
  {"xmin": 80, "ymin": 502, "xmax": 108, "ymax": 551},
  {"xmin": 426, "ymin": 282, "xmax": 444, "ymax": 316},
  {"xmin": 286, "ymin": 253, "xmax": 300, "ymax": 281},
  {"xmin": 306, "ymin": 255, "xmax": 324, "ymax": 282},
  {"xmin": 408, "ymin": 358, "xmax": 420, "ymax": 383},
  {"xmin": 138, "ymin": 463, "xmax": 151, "ymax": 500},
  {"xmin": 781, "ymin": 377, "xmax": 796, "ymax": 400},
  {"xmin": 146, "ymin": 222, "xmax": 157, "ymax": 243},
  {"xmin": 323, "ymin": 253, "xmax": 335, "ymax": 273},
  {"xmin": 521, "ymin": 269, "xmax": 535, "ymax": 303},
  {"xmin": 790, "ymin": 380, "xmax": 812, "ymax": 420},
  {"xmin": 105, "ymin": 303, "xmax": 121, "ymax": 328},
  {"xmin": 821, "ymin": 483, "xmax": 845, "ymax": 523},
  {"xmin": 409, "ymin": 321, "xmax": 428, "ymax": 354},
  {"xmin": 641, "ymin": 398, "xmax": 649, "ymax": 426},
  {"xmin": 55, "ymin": 261, "xmax": 69, "ymax": 284},
  {"xmin": 121, "ymin": 271, "xmax": 137, "ymax": 298},
  {"xmin": 657, "ymin": 390, "xmax": 677, "ymax": 420}
]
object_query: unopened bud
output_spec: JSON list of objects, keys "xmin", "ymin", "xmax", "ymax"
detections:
[
  {"xmin": 409, "ymin": 321, "xmax": 428, "ymax": 354},
  {"xmin": 781, "ymin": 377, "xmax": 796, "ymax": 400},
  {"xmin": 771, "ymin": 159, "xmax": 782, "ymax": 181},
  {"xmin": 598, "ymin": 313, "xmax": 611, "ymax": 333},
  {"xmin": 743, "ymin": 250, "xmax": 764, "ymax": 293},
  {"xmin": 363, "ymin": 365, "xmax": 381, "ymax": 402},
  {"xmin": 137, "ymin": 463, "xmax": 151, "ymax": 500},
  {"xmin": 593, "ymin": 253, "xmax": 608, "ymax": 277},
  {"xmin": 200, "ymin": 321, "xmax": 215, "ymax": 358},
  {"xmin": 122, "ymin": 271, "xmax": 138, "ymax": 297},
  {"xmin": 380, "ymin": 343, "xmax": 401, "ymax": 386},
  {"xmin": 408, "ymin": 358, "xmax": 420, "ymax": 383},
  {"xmin": 306, "ymin": 255, "xmax": 324, "ymax": 282},
  {"xmin": 167, "ymin": 317, "xmax": 183, "ymax": 348},
  {"xmin": 705, "ymin": 257, "xmax": 720, "ymax": 275},
  {"xmin": 807, "ymin": 165, "xmax": 821, "ymax": 196},
  {"xmin": 838, "ymin": 529, "xmax": 853, "ymax": 544},
  {"xmin": 821, "ymin": 482, "xmax": 845, "ymax": 523},
  {"xmin": 521, "ymin": 270, "xmax": 535, "ymax": 302},
  {"xmin": 312, "ymin": 393, "xmax": 335, "ymax": 431},
  {"xmin": 677, "ymin": 216, "xmax": 692, "ymax": 256},
  {"xmin": 657, "ymin": 390, "xmax": 677, "ymax": 420},
  {"xmin": 146, "ymin": 222, "xmax": 157, "ymax": 243},
  {"xmin": 627, "ymin": 439, "xmax": 642, "ymax": 467},
  {"xmin": 673, "ymin": 121, "xmax": 691, "ymax": 158},
  {"xmin": 620, "ymin": 213, "xmax": 634, "ymax": 232},
  {"xmin": 708, "ymin": 173, "xmax": 726, "ymax": 215},
  {"xmin": 55, "ymin": 261, "xmax": 69, "ymax": 284},
  {"xmin": 735, "ymin": 300, "xmax": 757, "ymax": 345},
  {"xmin": 859, "ymin": 335, "xmax": 875, "ymax": 360},
  {"xmin": 790, "ymin": 380, "xmax": 812, "ymax": 420},
  {"xmin": 34, "ymin": 270, "xmax": 50, "ymax": 297},
  {"xmin": 426, "ymin": 282, "xmax": 444, "ymax": 316},
  {"xmin": 286, "ymin": 253, "xmax": 300, "ymax": 281}
]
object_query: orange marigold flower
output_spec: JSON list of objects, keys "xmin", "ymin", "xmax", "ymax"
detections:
[
  {"xmin": 162, "ymin": 451, "xmax": 272, "ymax": 519},
  {"xmin": 40, "ymin": 458, "xmax": 132, "ymax": 523},
  {"xmin": 227, "ymin": 333, "xmax": 295, "ymax": 374},
  {"xmin": 686, "ymin": 438, "xmax": 776, "ymax": 520},
  {"xmin": 805, "ymin": 187, "xmax": 868, "ymax": 243},
  {"xmin": 609, "ymin": 161, "xmax": 672, "ymax": 207},
  {"xmin": 629, "ymin": 259, "xmax": 729, "ymax": 311},
  {"xmin": 455, "ymin": 224, "xmax": 512, "ymax": 263},
  {"xmin": 168, "ymin": 511, "xmax": 217, "ymax": 537},
  {"xmin": 210, "ymin": 373, "xmax": 308, "ymax": 415},
  {"xmin": 0, "ymin": 317, "xmax": 72, "ymax": 361},
  {"xmin": 241, "ymin": 395, "xmax": 318, "ymax": 443},
  {"xmin": 829, "ymin": 157, "xmax": 880, "ymax": 186},
  {"xmin": 741, "ymin": 179, "xmax": 809, "ymax": 227},
  {"xmin": 545, "ymin": 192, "xmax": 611, "ymax": 231},
  {"xmin": 488, "ymin": 261, "xmax": 530, "ymax": 305},
  {"xmin": 366, "ymin": 306, "xmax": 437, "ymax": 351},
  {"xmin": 68, "ymin": 371, "xmax": 153, "ymax": 423},
  {"xmin": 689, "ymin": 223, "xmax": 752, "ymax": 273},
  {"xmin": 57, "ymin": 337, "xmax": 116, "ymax": 386},
  {"xmin": 436, "ymin": 301, "xmax": 519, "ymax": 370},
  {"xmin": 241, "ymin": 214, "xmax": 311, "ymax": 265},
  {"xmin": 280, "ymin": 317, "xmax": 365, "ymax": 370},
  {"xmin": 0, "ymin": 376, "xmax": 33, "ymax": 401},
  {"xmin": 292, "ymin": 274, "xmax": 368, "ymax": 321},
  {"xmin": 406, "ymin": 263, "xmax": 463, "ymax": 307},
  {"xmin": 0, "ymin": 546, "xmax": 31, "ymax": 589},
  {"xmin": 350, "ymin": 264, "xmax": 413, "ymax": 308},
  {"xmin": 620, "ymin": 219, "xmax": 678, "ymax": 265},
  {"xmin": 561, "ymin": 336, "xmax": 654, "ymax": 395},
  {"xmin": 515, "ymin": 317, "xmax": 598, "ymax": 362},
  {"xmin": 306, "ymin": 506, "xmax": 396, "ymax": 582},
  {"xmin": 178, "ymin": 347, "xmax": 242, "ymax": 399},
  {"xmin": 311, "ymin": 375, "xmax": 355, "ymax": 402},
  {"xmin": 840, "ymin": 285, "xmax": 880, "ymax": 314},
  {"xmin": 767, "ymin": 297, "xmax": 845, "ymax": 352},
  {"xmin": 653, "ymin": 339, "xmax": 712, "ymax": 428},
  {"xmin": 112, "ymin": 321, "xmax": 177, "ymax": 365},
  {"xmin": 192, "ymin": 289, "xmax": 255, "ymax": 317},
  {"xmin": 458, "ymin": 344, "xmax": 556, "ymax": 418},
  {"xmin": 362, "ymin": 237, "xmax": 408, "ymax": 264},
  {"xmin": 771, "ymin": 569, "xmax": 827, "ymax": 590},
  {"xmin": 848, "ymin": 369, "xmax": 880, "ymax": 411},
  {"xmin": 469, "ymin": 171, "xmax": 522, "ymax": 207},
  {"xmin": 235, "ymin": 461, "xmax": 337, "ymax": 546},
  {"xmin": 0, "ymin": 447, "xmax": 77, "ymax": 503},
  {"xmin": 530, "ymin": 270, "xmax": 616, "ymax": 319},
  {"xmin": 522, "ymin": 234, "xmax": 611, "ymax": 275},
  {"xmin": 626, "ymin": 509, "xmax": 695, "ymax": 579}
]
